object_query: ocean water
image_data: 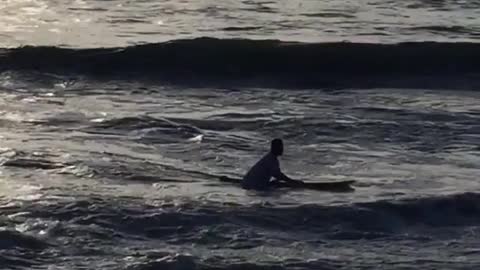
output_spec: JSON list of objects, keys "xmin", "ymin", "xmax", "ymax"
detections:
[
  {"xmin": 1, "ymin": 0, "xmax": 480, "ymax": 47},
  {"xmin": 1, "ymin": 0, "xmax": 480, "ymax": 269}
]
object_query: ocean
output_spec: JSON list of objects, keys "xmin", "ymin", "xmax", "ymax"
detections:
[{"xmin": 0, "ymin": 0, "xmax": 480, "ymax": 269}]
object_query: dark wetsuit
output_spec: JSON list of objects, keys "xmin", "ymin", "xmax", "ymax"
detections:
[{"xmin": 242, "ymin": 152, "xmax": 283, "ymax": 190}]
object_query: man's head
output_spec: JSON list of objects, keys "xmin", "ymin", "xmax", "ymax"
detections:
[{"xmin": 270, "ymin": 138, "xmax": 284, "ymax": 156}]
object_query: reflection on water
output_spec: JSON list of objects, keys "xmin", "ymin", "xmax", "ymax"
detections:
[{"xmin": 0, "ymin": 0, "xmax": 479, "ymax": 47}]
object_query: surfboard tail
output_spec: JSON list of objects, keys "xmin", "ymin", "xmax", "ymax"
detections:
[{"xmin": 219, "ymin": 176, "xmax": 241, "ymax": 183}]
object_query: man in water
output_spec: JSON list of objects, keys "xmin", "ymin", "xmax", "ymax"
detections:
[{"xmin": 242, "ymin": 138, "xmax": 303, "ymax": 190}]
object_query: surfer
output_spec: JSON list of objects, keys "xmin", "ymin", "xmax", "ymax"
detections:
[{"xmin": 242, "ymin": 138, "xmax": 303, "ymax": 190}]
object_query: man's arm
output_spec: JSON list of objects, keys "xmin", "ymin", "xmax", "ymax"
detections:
[
  {"xmin": 272, "ymin": 165, "xmax": 303, "ymax": 184},
  {"xmin": 275, "ymin": 171, "xmax": 294, "ymax": 182},
  {"xmin": 269, "ymin": 155, "xmax": 304, "ymax": 184}
]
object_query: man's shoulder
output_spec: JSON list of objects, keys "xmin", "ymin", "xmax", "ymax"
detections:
[{"xmin": 262, "ymin": 152, "xmax": 278, "ymax": 164}]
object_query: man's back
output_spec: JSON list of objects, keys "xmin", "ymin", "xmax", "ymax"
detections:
[{"xmin": 242, "ymin": 152, "xmax": 280, "ymax": 190}]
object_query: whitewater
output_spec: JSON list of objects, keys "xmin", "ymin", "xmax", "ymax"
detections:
[{"xmin": 0, "ymin": 0, "xmax": 480, "ymax": 269}]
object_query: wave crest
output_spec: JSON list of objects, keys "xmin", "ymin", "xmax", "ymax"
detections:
[{"xmin": 1, "ymin": 38, "xmax": 479, "ymax": 89}]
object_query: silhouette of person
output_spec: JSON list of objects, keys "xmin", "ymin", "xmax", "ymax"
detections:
[{"xmin": 242, "ymin": 138, "xmax": 303, "ymax": 190}]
